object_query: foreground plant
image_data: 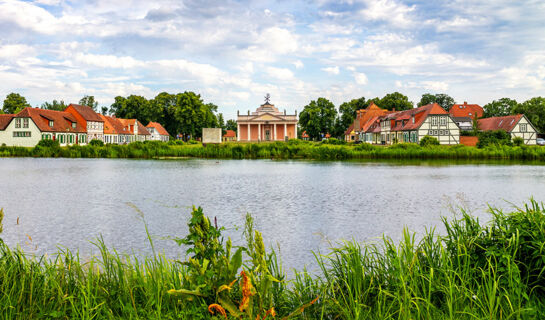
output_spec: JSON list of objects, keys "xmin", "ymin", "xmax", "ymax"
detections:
[{"xmin": 168, "ymin": 207, "xmax": 318, "ymax": 318}]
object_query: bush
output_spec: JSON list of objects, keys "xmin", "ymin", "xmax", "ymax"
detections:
[
  {"xmin": 419, "ymin": 135, "xmax": 439, "ymax": 147},
  {"xmin": 321, "ymin": 137, "xmax": 345, "ymax": 145},
  {"xmin": 477, "ymin": 130, "xmax": 512, "ymax": 148},
  {"xmin": 37, "ymin": 139, "xmax": 60, "ymax": 148},
  {"xmin": 513, "ymin": 136, "xmax": 524, "ymax": 146},
  {"xmin": 89, "ymin": 139, "xmax": 104, "ymax": 147}
]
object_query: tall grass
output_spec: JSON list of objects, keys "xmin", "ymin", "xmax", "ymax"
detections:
[
  {"xmin": 2, "ymin": 140, "xmax": 545, "ymax": 161},
  {"xmin": 2, "ymin": 201, "xmax": 545, "ymax": 318}
]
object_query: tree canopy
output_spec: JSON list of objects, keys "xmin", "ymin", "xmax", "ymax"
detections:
[
  {"xmin": 376, "ymin": 92, "xmax": 413, "ymax": 111},
  {"xmin": 299, "ymin": 97, "xmax": 337, "ymax": 140},
  {"xmin": 417, "ymin": 93, "xmax": 455, "ymax": 111},
  {"xmin": 41, "ymin": 100, "xmax": 67, "ymax": 111},
  {"xmin": 79, "ymin": 96, "xmax": 99, "ymax": 111},
  {"xmin": 335, "ymin": 97, "xmax": 367, "ymax": 137},
  {"xmin": 512, "ymin": 97, "xmax": 545, "ymax": 133},
  {"xmin": 226, "ymin": 119, "xmax": 237, "ymax": 132},
  {"xmin": 3, "ymin": 93, "xmax": 31, "ymax": 114},
  {"xmin": 483, "ymin": 98, "xmax": 518, "ymax": 118}
]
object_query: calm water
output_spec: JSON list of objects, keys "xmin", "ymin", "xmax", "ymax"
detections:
[{"xmin": 0, "ymin": 158, "xmax": 544, "ymax": 272}]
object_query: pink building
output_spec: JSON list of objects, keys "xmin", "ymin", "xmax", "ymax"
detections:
[{"xmin": 236, "ymin": 95, "xmax": 298, "ymax": 141}]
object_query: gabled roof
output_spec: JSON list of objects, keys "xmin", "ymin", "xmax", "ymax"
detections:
[
  {"xmin": 136, "ymin": 120, "xmax": 150, "ymax": 135},
  {"xmin": 387, "ymin": 103, "xmax": 449, "ymax": 131},
  {"xmin": 66, "ymin": 104, "xmax": 103, "ymax": 122},
  {"xmin": 362, "ymin": 115, "xmax": 380, "ymax": 133},
  {"xmin": 477, "ymin": 114, "xmax": 523, "ymax": 132},
  {"xmin": 344, "ymin": 123, "xmax": 354, "ymax": 135},
  {"xmin": 353, "ymin": 102, "xmax": 391, "ymax": 132},
  {"xmin": 0, "ymin": 114, "xmax": 15, "ymax": 130},
  {"xmin": 15, "ymin": 107, "xmax": 85, "ymax": 133},
  {"xmin": 223, "ymin": 129, "xmax": 236, "ymax": 138},
  {"xmin": 146, "ymin": 121, "xmax": 170, "ymax": 136},
  {"xmin": 99, "ymin": 114, "xmax": 132, "ymax": 135},
  {"xmin": 449, "ymin": 102, "xmax": 483, "ymax": 119}
]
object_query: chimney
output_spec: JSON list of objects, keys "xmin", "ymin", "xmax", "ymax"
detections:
[
  {"xmin": 247, "ymin": 110, "xmax": 250, "ymax": 115},
  {"xmin": 284, "ymin": 109, "xmax": 286, "ymax": 115},
  {"xmin": 237, "ymin": 110, "xmax": 239, "ymax": 116},
  {"xmin": 464, "ymin": 101, "xmax": 467, "ymax": 105}
]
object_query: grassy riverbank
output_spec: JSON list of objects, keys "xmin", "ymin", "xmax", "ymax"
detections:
[
  {"xmin": 1, "ymin": 139, "xmax": 545, "ymax": 161},
  {"xmin": 2, "ymin": 201, "xmax": 545, "ymax": 319}
]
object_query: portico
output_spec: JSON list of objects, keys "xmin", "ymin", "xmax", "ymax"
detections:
[{"xmin": 236, "ymin": 94, "xmax": 298, "ymax": 142}]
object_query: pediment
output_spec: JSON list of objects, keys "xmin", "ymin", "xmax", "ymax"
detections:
[{"xmin": 250, "ymin": 113, "xmax": 285, "ymax": 121}]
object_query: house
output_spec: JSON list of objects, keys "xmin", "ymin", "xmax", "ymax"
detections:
[
  {"xmin": 478, "ymin": 114, "xmax": 538, "ymax": 145},
  {"xmin": 64, "ymin": 104, "xmax": 104, "ymax": 142},
  {"xmin": 359, "ymin": 116, "xmax": 381, "ymax": 144},
  {"xmin": 1, "ymin": 107, "xmax": 87, "ymax": 146},
  {"xmin": 345, "ymin": 102, "xmax": 391, "ymax": 142},
  {"xmin": 118, "ymin": 119, "xmax": 151, "ymax": 142},
  {"xmin": 380, "ymin": 103, "xmax": 460, "ymax": 145},
  {"xmin": 451, "ymin": 117, "xmax": 474, "ymax": 131},
  {"xmin": 449, "ymin": 102, "xmax": 483, "ymax": 119},
  {"xmin": 301, "ymin": 131, "xmax": 309, "ymax": 141},
  {"xmin": 223, "ymin": 130, "xmax": 236, "ymax": 142},
  {"xmin": 146, "ymin": 122, "xmax": 170, "ymax": 142},
  {"xmin": 99, "ymin": 114, "xmax": 133, "ymax": 144},
  {"xmin": 236, "ymin": 96, "xmax": 298, "ymax": 141},
  {"xmin": 344, "ymin": 124, "xmax": 356, "ymax": 142}
]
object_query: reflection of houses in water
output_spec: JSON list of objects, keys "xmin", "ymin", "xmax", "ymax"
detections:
[{"xmin": 236, "ymin": 94, "xmax": 298, "ymax": 141}]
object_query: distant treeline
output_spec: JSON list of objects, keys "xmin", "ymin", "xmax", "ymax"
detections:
[{"xmin": 2, "ymin": 139, "xmax": 545, "ymax": 161}]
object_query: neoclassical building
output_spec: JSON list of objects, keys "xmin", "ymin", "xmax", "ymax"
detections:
[{"xmin": 237, "ymin": 95, "xmax": 298, "ymax": 141}]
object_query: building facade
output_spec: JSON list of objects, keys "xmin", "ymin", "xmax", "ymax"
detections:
[
  {"xmin": 236, "ymin": 96, "xmax": 297, "ymax": 142},
  {"xmin": 478, "ymin": 114, "xmax": 537, "ymax": 145},
  {"xmin": 65, "ymin": 104, "xmax": 104, "ymax": 142},
  {"xmin": 146, "ymin": 122, "xmax": 170, "ymax": 142}
]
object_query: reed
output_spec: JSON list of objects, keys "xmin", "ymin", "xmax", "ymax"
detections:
[{"xmin": 1, "ymin": 201, "xmax": 545, "ymax": 318}]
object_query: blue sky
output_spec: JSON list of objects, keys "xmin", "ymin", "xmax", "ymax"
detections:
[{"xmin": 0, "ymin": 0, "xmax": 544, "ymax": 119}]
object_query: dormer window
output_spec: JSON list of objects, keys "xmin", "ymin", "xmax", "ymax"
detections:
[
  {"xmin": 49, "ymin": 120, "xmax": 54, "ymax": 127},
  {"xmin": 72, "ymin": 122, "xmax": 76, "ymax": 129},
  {"xmin": 412, "ymin": 116, "xmax": 415, "ymax": 124}
]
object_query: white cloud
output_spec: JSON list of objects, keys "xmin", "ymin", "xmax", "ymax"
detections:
[
  {"xmin": 359, "ymin": 0, "xmax": 416, "ymax": 28},
  {"xmin": 396, "ymin": 80, "xmax": 449, "ymax": 91},
  {"xmin": 293, "ymin": 60, "xmax": 304, "ymax": 69},
  {"xmin": 322, "ymin": 66, "xmax": 340, "ymax": 75},
  {"xmin": 265, "ymin": 67, "xmax": 294, "ymax": 80},
  {"xmin": 354, "ymin": 72, "xmax": 368, "ymax": 85}
]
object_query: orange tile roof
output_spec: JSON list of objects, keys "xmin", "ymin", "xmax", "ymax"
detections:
[
  {"xmin": 223, "ymin": 129, "xmax": 236, "ymax": 138},
  {"xmin": 449, "ymin": 102, "xmax": 483, "ymax": 119},
  {"xmin": 99, "ymin": 114, "xmax": 132, "ymax": 135},
  {"xmin": 0, "ymin": 114, "xmax": 14, "ymax": 130},
  {"xmin": 301, "ymin": 131, "xmax": 309, "ymax": 138},
  {"xmin": 117, "ymin": 119, "xmax": 150, "ymax": 135},
  {"xmin": 477, "ymin": 114, "xmax": 522, "ymax": 132},
  {"xmin": 353, "ymin": 102, "xmax": 391, "ymax": 132},
  {"xmin": 146, "ymin": 121, "xmax": 170, "ymax": 136},
  {"xmin": 344, "ymin": 123, "xmax": 354, "ymax": 135},
  {"xmin": 66, "ymin": 104, "xmax": 103, "ymax": 122},
  {"xmin": 389, "ymin": 103, "xmax": 448, "ymax": 132},
  {"xmin": 15, "ymin": 107, "xmax": 85, "ymax": 133}
]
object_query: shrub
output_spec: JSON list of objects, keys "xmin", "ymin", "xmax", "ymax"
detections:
[
  {"xmin": 513, "ymin": 136, "xmax": 524, "ymax": 146},
  {"xmin": 37, "ymin": 139, "xmax": 60, "ymax": 148},
  {"xmin": 477, "ymin": 130, "xmax": 512, "ymax": 148},
  {"xmin": 419, "ymin": 135, "xmax": 439, "ymax": 147},
  {"xmin": 321, "ymin": 137, "xmax": 345, "ymax": 145},
  {"xmin": 89, "ymin": 139, "xmax": 104, "ymax": 147}
]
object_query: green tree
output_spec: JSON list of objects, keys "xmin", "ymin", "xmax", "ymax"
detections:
[
  {"xmin": 512, "ymin": 97, "xmax": 545, "ymax": 133},
  {"xmin": 335, "ymin": 97, "xmax": 367, "ymax": 137},
  {"xmin": 41, "ymin": 100, "xmax": 67, "ymax": 111},
  {"xmin": 217, "ymin": 113, "xmax": 225, "ymax": 134},
  {"xmin": 226, "ymin": 119, "xmax": 237, "ymax": 132},
  {"xmin": 79, "ymin": 95, "xmax": 98, "ymax": 111},
  {"xmin": 378, "ymin": 92, "xmax": 413, "ymax": 111},
  {"xmin": 3, "ymin": 93, "xmax": 31, "ymax": 114},
  {"xmin": 174, "ymin": 92, "xmax": 218, "ymax": 139},
  {"xmin": 151, "ymin": 92, "xmax": 178, "ymax": 137},
  {"xmin": 299, "ymin": 97, "xmax": 337, "ymax": 140},
  {"xmin": 101, "ymin": 106, "xmax": 108, "ymax": 115},
  {"xmin": 417, "ymin": 93, "xmax": 455, "ymax": 111},
  {"xmin": 483, "ymin": 98, "xmax": 518, "ymax": 118}
]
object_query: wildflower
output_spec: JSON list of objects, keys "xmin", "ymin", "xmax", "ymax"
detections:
[
  {"xmin": 264, "ymin": 307, "xmax": 277, "ymax": 318},
  {"xmin": 239, "ymin": 270, "xmax": 255, "ymax": 311},
  {"xmin": 208, "ymin": 304, "xmax": 227, "ymax": 318}
]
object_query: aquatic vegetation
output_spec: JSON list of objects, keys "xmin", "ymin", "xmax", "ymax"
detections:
[{"xmin": 1, "ymin": 201, "xmax": 545, "ymax": 318}]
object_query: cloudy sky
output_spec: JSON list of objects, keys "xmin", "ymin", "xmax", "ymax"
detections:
[{"xmin": 1, "ymin": 0, "xmax": 544, "ymax": 118}]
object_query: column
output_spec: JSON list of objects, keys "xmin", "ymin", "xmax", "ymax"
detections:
[
  {"xmin": 258, "ymin": 123, "xmax": 261, "ymax": 142},
  {"xmin": 237, "ymin": 124, "xmax": 240, "ymax": 141},
  {"xmin": 274, "ymin": 124, "xmax": 277, "ymax": 140},
  {"xmin": 247, "ymin": 123, "xmax": 250, "ymax": 141},
  {"xmin": 284, "ymin": 123, "xmax": 287, "ymax": 140}
]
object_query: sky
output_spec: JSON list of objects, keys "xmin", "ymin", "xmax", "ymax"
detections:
[{"xmin": 0, "ymin": 0, "xmax": 544, "ymax": 119}]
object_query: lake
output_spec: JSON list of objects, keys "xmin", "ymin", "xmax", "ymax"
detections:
[{"xmin": 0, "ymin": 158, "xmax": 543, "ymax": 272}]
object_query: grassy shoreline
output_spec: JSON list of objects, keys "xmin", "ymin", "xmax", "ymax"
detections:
[
  {"xmin": 2, "ymin": 202, "xmax": 545, "ymax": 319},
  {"xmin": 1, "ymin": 140, "xmax": 545, "ymax": 161}
]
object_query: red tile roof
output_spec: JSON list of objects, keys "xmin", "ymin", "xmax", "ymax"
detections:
[
  {"xmin": 390, "ymin": 103, "xmax": 448, "ymax": 131},
  {"xmin": 223, "ymin": 129, "xmax": 236, "ymax": 138},
  {"xmin": 136, "ymin": 120, "xmax": 150, "ymax": 135},
  {"xmin": 15, "ymin": 107, "xmax": 85, "ymax": 133},
  {"xmin": 0, "ymin": 114, "xmax": 14, "ymax": 130},
  {"xmin": 66, "ymin": 104, "xmax": 103, "ymax": 122},
  {"xmin": 477, "ymin": 114, "xmax": 522, "ymax": 132},
  {"xmin": 146, "ymin": 121, "xmax": 170, "ymax": 136},
  {"xmin": 301, "ymin": 131, "xmax": 309, "ymax": 138},
  {"xmin": 353, "ymin": 102, "xmax": 391, "ymax": 132},
  {"xmin": 449, "ymin": 102, "xmax": 483, "ymax": 119},
  {"xmin": 117, "ymin": 119, "xmax": 150, "ymax": 135},
  {"xmin": 344, "ymin": 123, "xmax": 354, "ymax": 135},
  {"xmin": 99, "ymin": 114, "xmax": 132, "ymax": 135}
]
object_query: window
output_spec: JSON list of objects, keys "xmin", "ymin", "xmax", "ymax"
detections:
[
  {"xmin": 13, "ymin": 131, "xmax": 31, "ymax": 137},
  {"xmin": 469, "ymin": 112, "xmax": 472, "ymax": 116},
  {"xmin": 15, "ymin": 118, "xmax": 21, "ymax": 128},
  {"xmin": 440, "ymin": 117, "xmax": 446, "ymax": 125},
  {"xmin": 412, "ymin": 116, "xmax": 415, "ymax": 124},
  {"xmin": 72, "ymin": 122, "xmax": 76, "ymax": 129},
  {"xmin": 520, "ymin": 124, "xmax": 527, "ymax": 132},
  {"xmin": 49, "ymin": 120, "xmax": 54, "ymax": 127},
  {"xmin": 431, "ymin": 117, "xmax": 438, "ymax": 126},
  {"xmin": 69, "ymin": 135, "xmax": 74, "ymax": 144},
  {"xmin": 23, "ymin": 118, "xmax": 29, "ymax": 128}
]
